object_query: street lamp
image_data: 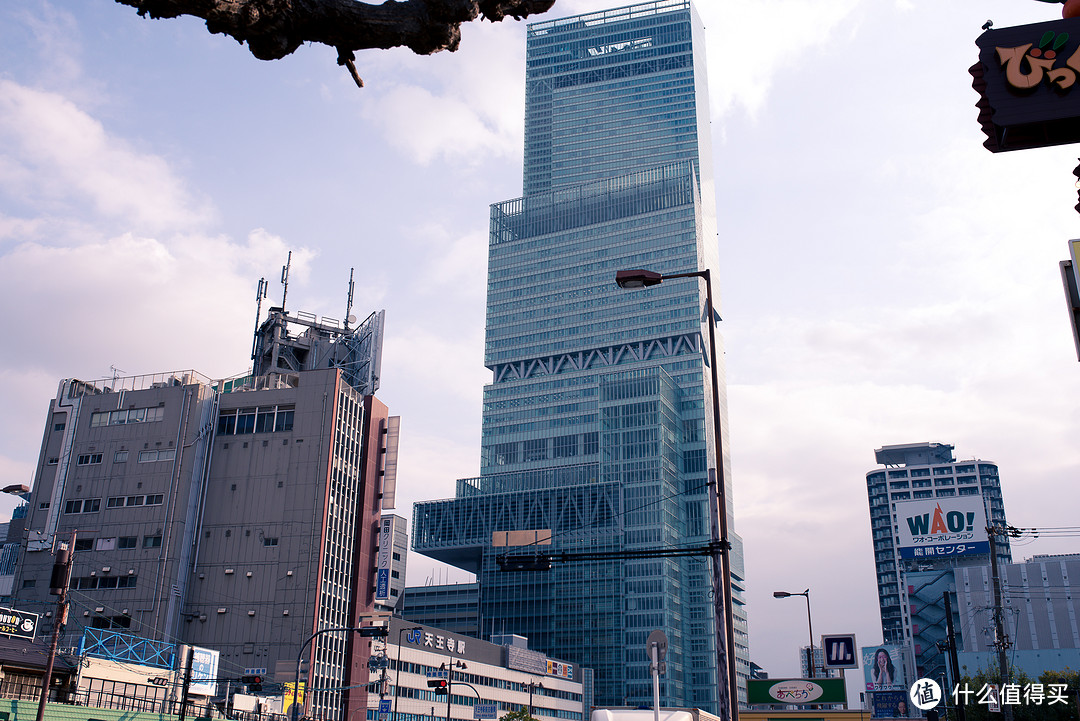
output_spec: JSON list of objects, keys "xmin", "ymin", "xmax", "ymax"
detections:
[
  {"xmin": 441, "ymin": 660, "xmax": 467, "ymax": 721},
  {"xmin": 615, "ymin": 267, "xmax": 737, "ymax": 721},
  {"xmin": 292, "ymin": 623, "xmax": 388, "ymax": 721},
  {"xmin": 394, "ymin": 626, "xmax": 422, "ymax": 721},
  {"xmin": 773, "ymin": 590, "xmax": 815, "ymax": 678},
  {"xmin": 527, "ymin": 681, "xmax": 544, "ymax": 717}
]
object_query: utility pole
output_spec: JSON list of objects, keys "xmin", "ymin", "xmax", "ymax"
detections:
[
  {"xmin": 37, "ymin": 531, "xmax": 74, "ymax": 721},
  {"xmin": 178, "ymin": 647, "xmax": 195, "ymax": 721},
  {"xmin": 943, "ymin": 591, "xmax": 966, "ymax": 721},
  {"xmin": 987, "ymin": 523, "xmax": 1013, "ymax": 721}
]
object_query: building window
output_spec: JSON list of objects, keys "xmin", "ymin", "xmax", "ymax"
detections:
[
  {"xmin": 76, "ymin": 453, "xmax": 103, "ymax": 466},
  {"xmin": 583, "ymin": 432, "xmax": 599, "ymax": 455},
  {"xmin": 64, "ymin": 499, "xmax": 101, "ymax": 514},
  {"xmin": 143, "ymin": 536, "xmax": 162, "ymax": 548},
  {"xmin": 219, "ymin": 405, "xmax": 294, "ymax": 436},
  {"xmin": 90, "ymin": 407, "xmax": 164, "ymax": 427},
  {"xmin": 53, "ymin": 423, "xmax": 65, "ymax": 432},
  {"xmin": 138, "ymin": 449, "xmax": 175, "ymax": 463},
  {"xmin": 108, "ymin": 494, "xmax": 164, "ymax": 508},
  {"xmin": 74, "ymin": 538, "xmax": 93, "ymax": 552},
  {"xmin": 493, "ymin": 442, "xmax": 518, "ymax": 466},
  {"xmin": 524, "ymin": 439, "xmax": 547, "ymax": 461},
  {"xmin": 21, "ymin": 580, "xmax": 34, "ymax": 589},
  {"xmin": 263, "ymin": 537, "xmax": 279, "ymax": 547},
  {"xmin": 553, "ymin": 435, "xmax": 577, "ymax": 459},
  {"xmin": 113, "ymin": 451, "xmax": 128, "ymax": 463},
  {"xmin": 118, "ymin": 537, "xmax": 137, "ymax": 549}
]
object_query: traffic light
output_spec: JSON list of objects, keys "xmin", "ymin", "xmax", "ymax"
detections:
[
  {"xmin": 427, "ymin": 678, "xmax": 448, "ymax": 695},
  {"xmin": 496, "ymin": 554, "xmax": 551, "ymax": 572},
  {"xmin": 241, "ymin": 675, "xmax": 263, "ymax": 692},
  {"xmin": 358, "ymin": 626, "xmax": 389, "ymax": 638}
]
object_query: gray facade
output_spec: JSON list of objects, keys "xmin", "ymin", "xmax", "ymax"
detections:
[
  {"xmin": 401, "ymin": 583, "xmax": 482, "ymax": 638},
  {"xmin": 13, "ymin": 306, "xmax": 396, "ymax": 721}
]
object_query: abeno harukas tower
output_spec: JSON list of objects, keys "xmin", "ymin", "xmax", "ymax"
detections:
[{"xmin": 413, "ymin": 0, "xmax": 748, "ymax": 711}]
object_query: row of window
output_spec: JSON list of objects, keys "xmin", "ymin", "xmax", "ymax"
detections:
[
  {"xmin": 64, "ymin": 495, "xmax": 164, "ymax": 514},
  {"xmin": 74, "ymin": 449, "xmax": 174, "ymax": 466},
  {"xmin": 90, "ymin": 406, "xmax": 165, "ymax": 427},
  {"xmin": 72, "ymin": 575, "xmax": 138, "ymax": 590},
  {"xmin": 217, "ymin": 405, "xmax": 295, "ymax": 436},
  {"xmin": 75, "ymin": 535, "xmax": 161, "ymax": 551}
]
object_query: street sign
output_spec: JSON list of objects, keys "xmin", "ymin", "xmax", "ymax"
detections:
[
  {"xmin": 474, "ymin": 704, "xmax": 498, "ymax": 719},
  {"xmin": 379, "ymin": 699, "xmax": 392, "ymax": 714},
  {"xmin": 821, "ymin": 633, "xmax": 858, "ymax": 669},
  {"xmin": 646, "ymin": 630, "xmax": 668, "ymax": 661}
]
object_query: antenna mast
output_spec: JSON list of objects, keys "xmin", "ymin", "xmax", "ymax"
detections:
[
  {"xmin": 280, "ymin": 251, "xmax": 292, "ymax": 312},
  {"xmin": 250, "ymin": 278, "xmax": 267, "ymax": 363},
  {"xmin": 344, "ymin": 268, "xmax": 355, "ymax": 330}
]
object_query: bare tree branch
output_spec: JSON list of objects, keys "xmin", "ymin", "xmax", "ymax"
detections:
[{"xmin": 118, "ymin": 0, "xmax": 556, "ymax": 62}]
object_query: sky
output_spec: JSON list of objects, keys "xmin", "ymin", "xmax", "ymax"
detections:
[{"xmin": 2, "ymin": 0, "xmax": 1080, "ymax": 695}]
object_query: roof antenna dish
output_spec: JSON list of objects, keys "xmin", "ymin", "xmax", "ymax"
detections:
[
  {"xmin": 280, "ymin": 251, "xmax": 292, "ymax": 313},
  {"xmin": 344, "ymin": 268, "xmax": 356, "ymax": 330}
]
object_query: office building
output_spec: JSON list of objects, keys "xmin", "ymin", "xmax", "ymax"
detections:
[
  {"xmin": 401, "ymin": 583, "xmax": 483, "ymax": 638},
  {"xmin": 413, "ymin": 0, "xmax": 747, "ymax": 711},
  {"xmin": 12, "ymin": 305, "xmax": 397, "ymax": 721},
  {"xmin": 865, "ymin": 442, "xmax": 1010, "ymax": 684},
  {"xmin": 368, "ymin": 617, "xmax": 589, "ymax": 721}
]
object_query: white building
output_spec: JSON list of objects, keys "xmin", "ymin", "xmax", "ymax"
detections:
[{"xmin": 369, "ymin": 617, "xmax": 590, "ymax": 721}]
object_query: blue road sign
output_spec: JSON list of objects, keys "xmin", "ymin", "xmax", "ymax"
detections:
[
  {"xmin": 821, "ymin": 634, "xmax": 858, "ymax": 669},
  {"xmin": 474, "ymin": 704, "xmax": 498, "ymax": 719},
  {"xmin": 380, "ymin": 700, "xmax": 392, "ymax": 714}
]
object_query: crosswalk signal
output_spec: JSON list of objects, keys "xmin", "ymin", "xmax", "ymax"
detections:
[{"xmin": 427, "ymin": 678, "xmax": 448, "ymax": 695}]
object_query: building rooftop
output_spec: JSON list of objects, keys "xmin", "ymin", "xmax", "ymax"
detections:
[{"xmin": 874, "ymin": 442, "xmax": 955, "ymax": 467}]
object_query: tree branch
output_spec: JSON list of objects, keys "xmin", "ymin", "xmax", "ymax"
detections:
[{"xmin": 118, "ymin": 0, "xmax": 556, "ymax": 61}]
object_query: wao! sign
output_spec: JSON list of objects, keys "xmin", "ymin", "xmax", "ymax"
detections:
[
  {"xmin": 972, "ymin": 17, "xmax": 1080, "ymax": 151},
  {"xmin": 894, "ymin": 497, "xmax": 990, "ymax": 560}
]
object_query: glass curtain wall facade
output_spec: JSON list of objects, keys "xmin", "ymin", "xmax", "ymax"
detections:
[{"xmin": 414, "ymin": 0, "xmax": 747, "ymax": 711}]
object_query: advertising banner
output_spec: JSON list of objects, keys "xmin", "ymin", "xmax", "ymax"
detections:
[
  {"xmin": 973, "ymin": 17, "xmax": 1080, "ymax": 152},
  {"xmin": 376, "ymin": 515, "xmax": 392, "ymax": 600},
  {"xmin": 862, "ymin": 645, "xmax": 907, "ymax": 692},
  {"xmin": 189, "ymin": 646, "xmax": 219, "ymax": 696},
  {"xmin": 0, "ymin": 607, "xmax": 39, "ymax": 640},
  {"xmin": 895, "ymin": 497, "xmax": 989, "ymax": 560},
  {"xmin": 746, "ymin": 678, "xmax": 846, "ymax": 705},
  {"xmin": 871, "ymin": 690, "xmax": 915, "ymax": 718}
]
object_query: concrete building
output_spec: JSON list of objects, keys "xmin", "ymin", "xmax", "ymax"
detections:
[
  {"xmin": 11, "ymin": 304, "xmax": 397, "ymax": 721},
  {"xmin": 369, "ymin": 617, "xmax": 589, "ymax": 721},
  {"xmin": 865, "ymin": 442, "xmax": 1011, "ymax": 685},
  {"xmin": 412, "ymin": 0, "xmax": 748, "ymax": 711},
  {"xmin": 954, "ymin": 554, "xmax": 1080, "ymax": 677}
]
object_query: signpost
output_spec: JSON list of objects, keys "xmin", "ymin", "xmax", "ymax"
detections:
[
  {"xmin": 821, "ymin": 634, "xmax": 858, "ymax": 670},
  {"xmin": 647, "ymin": 630, "xmax": 668, "ymax": 721}
]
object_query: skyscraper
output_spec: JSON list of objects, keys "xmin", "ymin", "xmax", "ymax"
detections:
[
  {"xmin": 413, "ymin": 0, "xmax": 747, "ymax": 711},
  {"xmin": 865, "ymin": 442, "xmax": 1010, "ymax": 684}
]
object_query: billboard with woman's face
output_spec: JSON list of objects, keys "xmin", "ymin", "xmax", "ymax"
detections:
[{"xmin": 862, "ymin": 645, "xmax": 906, "ymax": 691}]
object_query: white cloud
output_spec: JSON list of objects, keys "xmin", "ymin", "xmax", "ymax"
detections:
[
  {"xmin": 0, "ymin": 79, "xmax": 213, "ymax": 236},
  {"xmin": 358, "ymin": 21, "xmax": 526, "ymax": 167}
]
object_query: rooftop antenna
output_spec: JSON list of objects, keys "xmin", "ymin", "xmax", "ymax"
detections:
[
  {"xmin": 109, "ymin": 365, "xmax": 124, "ymax": 385},
  {"xmin": 250, "ymin": 278, "xmax": 267, "ymax": 363},
  {"xmin": 281, "ymin": 251, "xmax": 292, "ymax": 312},
  {"xmin": 344, "ymin": 268, "xmax": 356, "ymax": 331}
]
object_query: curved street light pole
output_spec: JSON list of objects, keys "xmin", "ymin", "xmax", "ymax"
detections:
[
  {"xmin": 773, "ymin": 589, "xmax": 814, "ymax": 678},
  {"xmin": 293, "ymin": 625, "xmax": 380, "ymax": 721},
  {"xmin": 615, "ymin": 268, "xmax": 738, "ymax": 721}
]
